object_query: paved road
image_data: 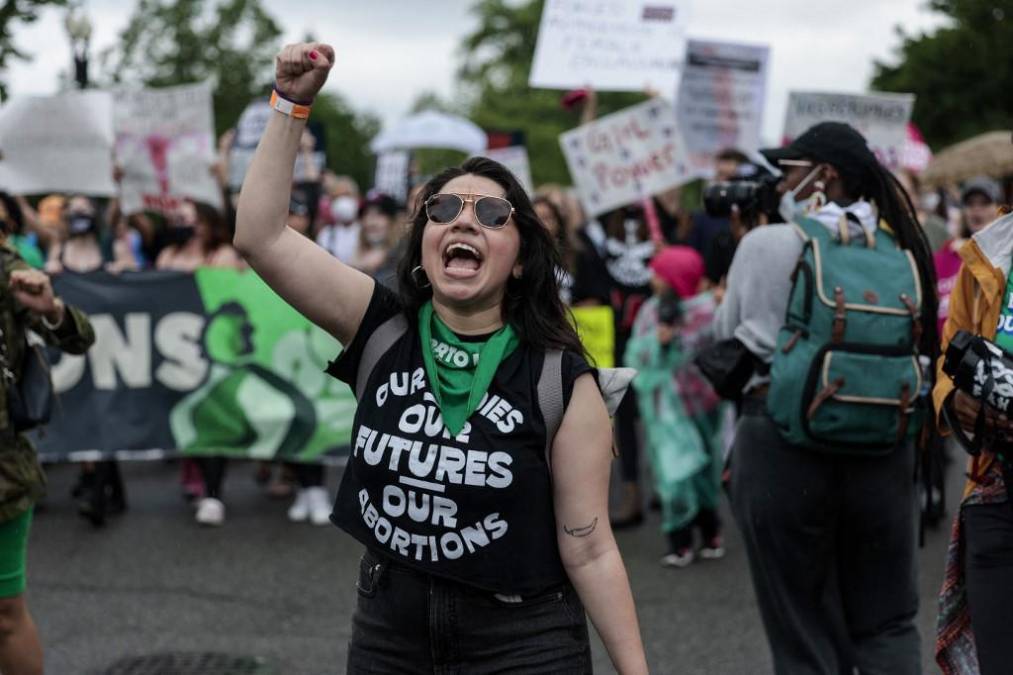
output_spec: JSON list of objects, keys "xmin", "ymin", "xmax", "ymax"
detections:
[{"xmin": 28, "ymin": 458, "xmax": 958, "ymax": 674}]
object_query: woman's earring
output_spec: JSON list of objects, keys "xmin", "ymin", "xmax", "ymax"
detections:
[{"xmin": 410, "ymin": 265, "xmax": 431, "ymax": 288}]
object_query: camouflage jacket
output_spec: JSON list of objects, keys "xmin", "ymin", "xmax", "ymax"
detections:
[{"xmin": 0, "ymin": 240, "xmax": 95, "ymax": 522}]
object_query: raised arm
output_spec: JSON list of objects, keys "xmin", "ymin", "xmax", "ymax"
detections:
[
  {"xmin": 234, "ymin": 42, "xmax": 373, "ymax": 345},
  {"xmin": 553, "ymin": 374, "xmax": 648, "ymax": 674}
]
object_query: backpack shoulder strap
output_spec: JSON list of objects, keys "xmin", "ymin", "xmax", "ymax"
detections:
[
  {"xmin": 537, "ymin": 349, "xmax": 564, "ymax": 471},
  {"xmin": 355, "ymin": 313, "xmax": 409, "ymax": 400}
]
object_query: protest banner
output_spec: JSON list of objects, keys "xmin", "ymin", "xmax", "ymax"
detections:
[
  {"xmin": 114, "ymin": 82, "xmax": 221, "ymax": 214},
  {"xmin": 229, "ymin": 99, "xmax": 326, "ymax": 191},
  {"xmin": 560, "ymin": 98, "xmax": 693, "ymax": 217},
  {"xmin": 783, "ymin": 91, "xmax": 915, "ymax": 169},
  {"xmin": 34, "ymin": 270, "xmax": 356, "ymax": 463},
  {"xmin": 374, "ymin": 150, "xmax": 410, "ymax": 203},
  {"xmin": 529, "ymin": 0, "xmax": 689, "ymax": 93},
  {"xmin": 675, "ymin": 39, "xmax": 770, "ymax": 177},
  {"xmin": 0, "ymin": 90, "xmax": 116, "ymax": 196},
  {"xmin": 482, "ymin": 146, "xmax": 534, "ymax": 194},
  {"xmin": 571, "ymin": 306, "xmax": 615, "ymax": 368}
]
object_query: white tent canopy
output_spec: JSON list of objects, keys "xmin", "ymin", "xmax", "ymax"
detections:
[{"xmin": 370, "ymin": 111, "xmax": 487, "ymax": 155}]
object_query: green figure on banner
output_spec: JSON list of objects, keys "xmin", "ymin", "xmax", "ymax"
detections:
[{"xmin": 170, "ymin": 301, "xmax": 317, "ymax": 460}]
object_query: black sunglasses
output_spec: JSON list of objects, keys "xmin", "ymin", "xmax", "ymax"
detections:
[{"xmin": 425, "ymin": 193, "xmax": 514, "ymax": 229}]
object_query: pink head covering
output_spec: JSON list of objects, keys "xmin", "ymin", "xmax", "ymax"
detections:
[{"xmin": 649, "ymin": 246, "xmax": 705, "ymax": 299}]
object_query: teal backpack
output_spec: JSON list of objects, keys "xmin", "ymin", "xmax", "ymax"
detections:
[{"xmin": 766, "ymin": 216, "xmax": 925, "ymax": 455}]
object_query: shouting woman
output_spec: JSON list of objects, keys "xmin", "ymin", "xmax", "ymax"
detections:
[{"xmin": 234, "ymin": 42, "xmax": 647, "ymax": 674}]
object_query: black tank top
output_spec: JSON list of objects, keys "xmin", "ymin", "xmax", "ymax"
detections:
[{"xmin": 326, "ymin": 284, "xmax": 591, "ymax": 595}]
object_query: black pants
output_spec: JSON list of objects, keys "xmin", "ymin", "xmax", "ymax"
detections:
[
  {"xmin": 197, "ymin": 457, "xmax": 226, "ymax": 499},
  {"xmin": 288, "ymin": 461, "xmax": 324, "ymax": 488},
  {"xmin": 347, "ymin": 549, "xmax": 591, "ymax": 674},
  {"xmin": 729, "ymin": 407, "xmax": 920, "ymax": 675},
  {"xmin": 964, "ymin": 501, "xmax": 1013, "ymax": 675}
]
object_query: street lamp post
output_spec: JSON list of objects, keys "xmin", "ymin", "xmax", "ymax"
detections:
[{"xmin": 65, "ymin": 4, "xmax": 92, "ymax": 90}]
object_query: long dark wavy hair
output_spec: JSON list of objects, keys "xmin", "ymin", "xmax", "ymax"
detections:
[{"xmin": 397, "ymin": 157, "xmax": 586, "ymax": 357}]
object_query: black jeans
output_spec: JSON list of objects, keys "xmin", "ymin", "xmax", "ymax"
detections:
[
  {"xmin": 347, "ymin": 549, "xmax": 592, "ymax": 674},
  {"xmin": 729, "ymin": 404, "xmax": 920, "ymax": 675},
  {"xmin": 964, "ymin": 501, "xmax": 1013, "ymax": 675}
]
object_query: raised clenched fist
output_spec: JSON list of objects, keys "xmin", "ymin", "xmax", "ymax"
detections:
[{"xmin": 275, "ymin": 42, "xmax": 335, "ymax": 104}]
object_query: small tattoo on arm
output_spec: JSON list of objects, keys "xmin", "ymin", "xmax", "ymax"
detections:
[{"xmin": 563, "ymin": 517, "xmax": 598, "ymax": 538}]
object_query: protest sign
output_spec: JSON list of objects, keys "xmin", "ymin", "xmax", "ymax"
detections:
[
  {"xmin": 229, "ymin": 99, "xmax": 326, "ymax": 190},
  {"xmin": 783, "ymin": 91, "xmax": 915, "ymax": 169},
  {"xmin": 114, "ymin": 82, "xmax": 221, "ymax": 214},
  {"xmin": 374, "ymin": 150, "xmax": 410, "ymax": 203},
  {"xmin": 35, "ymin": 270, "xmax": 356, "ymax": 463},
  {"xmin": 676, "ymin": 39, "xmax": 770, "ymax": 177},
  {"xmin": 560, "ymin": 98, "xmax": 693, "ymax": 217},
  {"xmin": 482, "ymin": 146, "xmax": 534, "ymax": 194},
  {"xmin": 571, "ymin": 306, "xmax": 615, "ymax": 368},
  {"xmin": 529, "ymin": 0, "xmax": 689, "ymax": 93},
  {"xmin": 0, "ymin": 90, "xmax": 115, "ymax": 196}
]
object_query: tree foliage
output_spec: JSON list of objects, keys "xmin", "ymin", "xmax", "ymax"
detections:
[
  {"xmin": 101, "ymin": 0, "xmax": 281, "ymax": 136},
  {"xmin": 459, "ymin": 0, "xmax": 644, "ymax": 186},
  {"xmin": 313, "ymin": 91, "xmax": 381, "ymax": 191},
  {"xmin": 871, "ymin": 0, "xmax": 1012, "ymax": 149},
  {"xmin": 0, "ymin": 0, "xmax": 68, "ymax": 101},
  {"xmin": 101, "ymin": 0, "xmax": 379, "ymax": 187}
]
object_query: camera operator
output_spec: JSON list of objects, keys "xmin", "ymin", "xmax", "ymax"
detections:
[
  {"xmin": 935, "ymin": 205, "xmax": 1013, "ymax": 675},
  {"xmin": 713, "ymin": 122, "xmax": 937, "ymax": 675}
]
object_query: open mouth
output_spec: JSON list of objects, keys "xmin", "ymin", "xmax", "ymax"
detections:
[{"xmin": 442, "ymin": 241, "xmax": 483, "ymax": 274}]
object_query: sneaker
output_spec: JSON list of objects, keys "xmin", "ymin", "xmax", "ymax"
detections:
[
  {"xmin": 195, "ymin": 497, "xmax": 225, "ymax": 526},
  {"xmin": 699, "ymin": 536, "xmax": 726, "ymax": 560},
  {"xmin": 287, "ymin": 489, "xmax": 311, "ymax": 523},
  {"xmin": 306, "ymin": 487, "xmax": 332, "ymax": 526},
  {"xmin": 660, "ymin": 548, "xmax": 694, "ymax": 568}
]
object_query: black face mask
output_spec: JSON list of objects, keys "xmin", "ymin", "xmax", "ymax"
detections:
[
  {"xmin": 68, "ymin": 215, "xmax": 96, "ymax": 237},
  {"xmin": 165, "ymin": 225, "xmax": 195, "ymax": 247}
]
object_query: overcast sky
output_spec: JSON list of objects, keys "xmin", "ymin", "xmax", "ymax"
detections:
[{"xmin": 6, "ymin": 0, "xmax": 948, "ymax": 145}]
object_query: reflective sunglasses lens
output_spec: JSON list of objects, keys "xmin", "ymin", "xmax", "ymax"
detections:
[
  {"xmin": 427, "ymin": 194, "xmax": 463, "ymax": 223},
  {"xmin": 476, "ymin": 197, "xmax": 512, "ymax": 228}
]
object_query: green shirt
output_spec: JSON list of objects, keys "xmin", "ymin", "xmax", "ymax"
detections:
[{"xmin": 996, "ymin": 272, "xmax": 1013, "ymax": 354}]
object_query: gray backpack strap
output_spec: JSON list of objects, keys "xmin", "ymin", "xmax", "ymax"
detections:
[
  {"xmin": 538, "ymin": 350, "xmax": 564, "ymax": 471},
  {"xmin": 355, "ymin": 314, "xmax": 409, "ymax": 400}
]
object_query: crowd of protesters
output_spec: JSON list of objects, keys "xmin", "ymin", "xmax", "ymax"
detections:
[{"xmin": 0, "ymin": 39, "xmax": 1008, "ymax": 674}]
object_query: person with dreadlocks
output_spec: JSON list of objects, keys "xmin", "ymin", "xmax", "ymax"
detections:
[{"xmin": 713, "ymin": 122, "xmax": 938, "ymax": 675}]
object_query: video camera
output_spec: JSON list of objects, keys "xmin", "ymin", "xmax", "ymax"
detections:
[
  {"xmin": 702, "ymin": 163, "xmax": 781, "ymax": 223},
  {"xmin": 941, "ymin": 330, "xmax": 1013, "ymax": 460}
]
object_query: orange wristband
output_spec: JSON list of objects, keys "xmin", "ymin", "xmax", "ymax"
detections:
[{"xmin": 270, "ymin": 90, "xmax": 311, "ymax": 120}]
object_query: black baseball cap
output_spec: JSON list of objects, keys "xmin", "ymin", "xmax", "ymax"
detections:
[{"xmin": 761, "ymin": 122, "xmax": 879, "ymax": 176}]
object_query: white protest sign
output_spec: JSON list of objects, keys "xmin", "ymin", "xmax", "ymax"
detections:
[
  {"xmin": 374, "ymin": 151, "xmax": 410, "ymax": 203},
  {"xmin": 676, "ymin": 39, "xmax": 770, "ymax": 177},
  {"xmin": 529, "ymin": 0, "xmax": 689, "ymax": 93},
  {"xmin": 114, "ymin": 81, "xmax": 220, "ymax": 214},
  {"xmin": 560, "ymin": 98, "xmax": 693, "ymax": 217},
  {"xmin": 0, "ymin": 90, "xmax": 115, "ymax": 196},
  {"xmin": 229, "ymin": 99, "xmax": 325, "ymax": 190},
  {"xmin": 483, "ymin": 146, "xmax": 534, "ymax": 194},
  {"xmin": 783, "ymin": 91, "xmax": 915, "ymax": 169}
]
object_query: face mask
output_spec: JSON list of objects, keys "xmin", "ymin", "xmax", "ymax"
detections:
[
  {"xmin": 331, "ymin": 196, "xmax": 358, "ymax": 224},
  {"xmin": 68, "ymin": 214, "xmax": 96, "ymax": 237},
  {"xmin": 778, "ymin": 165, "xmax": 824, "ymax": 224},
  {"xmin": 165, "ymin": 225, "xmax": 195, "ymax": 246}
]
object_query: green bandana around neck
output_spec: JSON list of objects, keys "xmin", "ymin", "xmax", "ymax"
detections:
[{"xmin": 418, "ymin": 301, "xmax": 519, "ymax": 436}]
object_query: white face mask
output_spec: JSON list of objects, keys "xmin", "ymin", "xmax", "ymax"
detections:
[
  {"xmin": 331, "ymin": 196, "xmax": 359, "ymax": 224},
  {"xmin": 778, "ymin": 165, "xmax": 824, "ymax": 224}
]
